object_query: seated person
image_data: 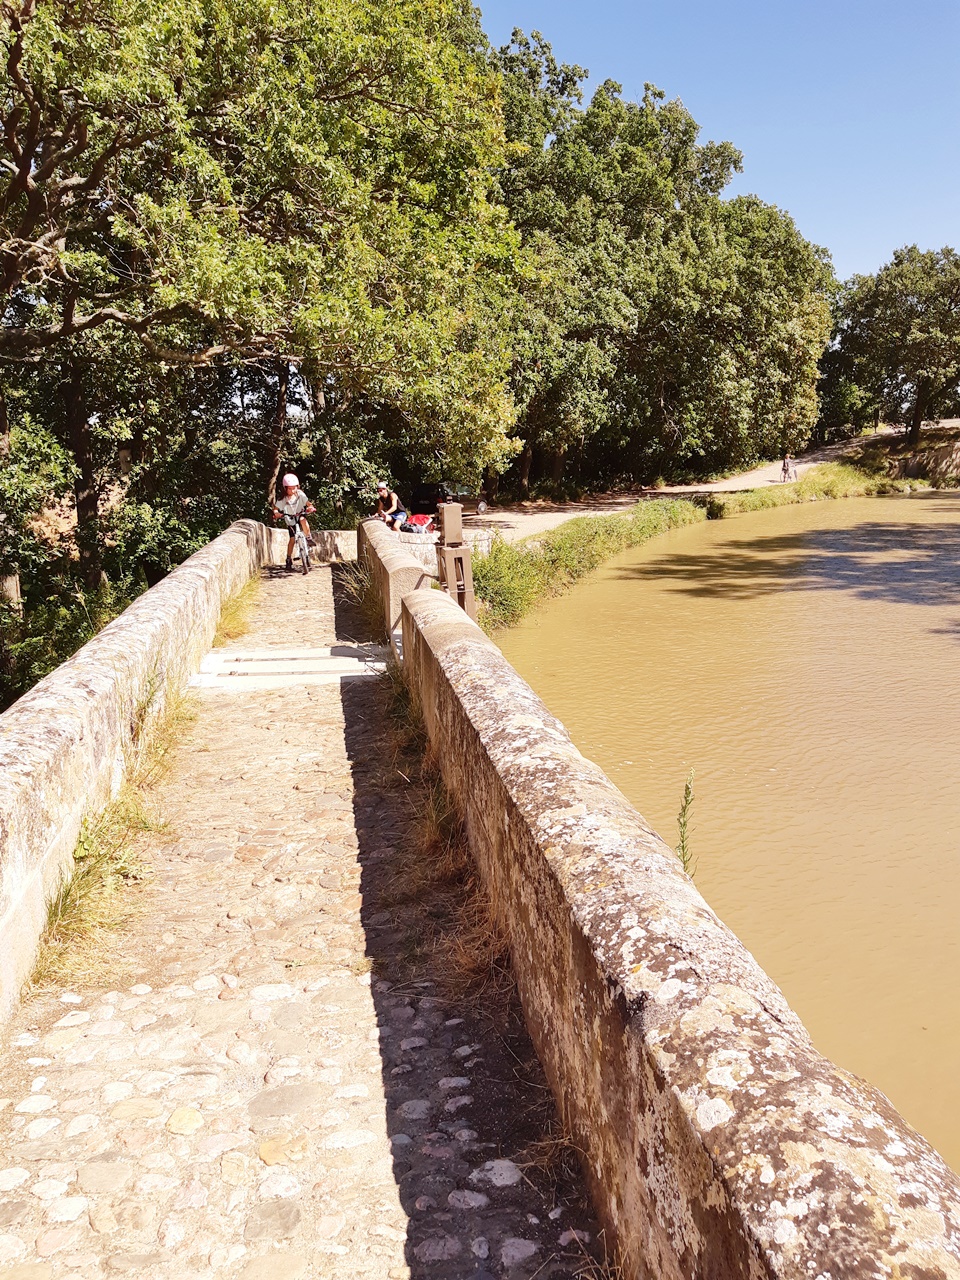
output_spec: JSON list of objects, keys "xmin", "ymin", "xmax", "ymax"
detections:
[{"xmin": 375, "ymin": 481, "xmax": 406, "ymax": 532}]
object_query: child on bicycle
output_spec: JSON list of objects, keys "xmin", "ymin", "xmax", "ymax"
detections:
[{"xmin": 273, "ymin": 473, "xmax": 316, "ymax": 571}]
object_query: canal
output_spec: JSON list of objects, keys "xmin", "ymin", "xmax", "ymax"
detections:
[{"xmin": 497, "ymin": 492, "xmax": 960, "ymax": 1169}]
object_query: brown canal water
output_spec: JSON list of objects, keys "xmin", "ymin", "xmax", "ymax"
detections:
[{"xmin": 497, "ymin": 492, "xmax": 960, "ymax": 1169}]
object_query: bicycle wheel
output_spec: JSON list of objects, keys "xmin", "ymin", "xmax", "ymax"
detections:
[{"xmin": 298, "ymin": 531, "xmax": 310, "ymax": 574}]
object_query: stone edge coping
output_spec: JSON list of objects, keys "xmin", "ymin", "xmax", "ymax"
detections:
[
  {"xmin": 0, "ymin": 519, "xmax": 278, "ymax": 1022},
  {"xmin": 398, "ymin": 585, "xmax": 960, "ymax": 1279},
  {"xmin": 357, "ymin": 518, "xmax": 435, "ymax": 652}
]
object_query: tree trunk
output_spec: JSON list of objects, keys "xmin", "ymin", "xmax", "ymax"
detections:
[
  {"xmin": 550, "ymin": 447, "xmax": 566, "ymax": 487},
  {"xmin": 907, "ymin": 383, "xmax": 927, "ymax": 449},
  {"xmin": 264, "ymin": 361, "xmax": 290, "ymax": 506},
  {"xmin": 518, "ymin": 442, "xmax": 533, "ymax": 498},
  {"xmin": 309, "ymin": 378, "xmax": 343, "ymax": 517},
  {"xmin": 0, "ymin": 383, "xmax": 22, "ymax": 610},
  {"xmin": 65, "ymin": 361, "xmax": 101, "ymax": 589},
  {"xmin": 484, "ymin": 466, "xmax": 499, "ymax": 505},
  {"xmin": 873, "ymin": 406, "xmax": 880, "ymax": 434}
]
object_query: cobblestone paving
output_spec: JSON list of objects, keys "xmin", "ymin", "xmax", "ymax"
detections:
[{"xmin": 0, "ymin": 566, "xmax": 599, "ymax": 1280}]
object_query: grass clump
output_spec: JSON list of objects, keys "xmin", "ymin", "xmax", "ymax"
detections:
[
  {"xmin": 377, "ymin": 659, "xmax": 515, "ymax": 1005},
  {"xmin": 31, "ymin": 790, "xmax": 155, "ymax": 989},
  {"xmin": 706, "ymin": 460, "xmax": 917, "ymax": 519},
  {"xmin": 30, "ymin": 693, "xmax": 193, "ymax": 989},
  {"xmin": 337, "ymin": 558, "xmax": 387, "ymax": 642},
  {"xmin": 214, "ymin": 577, "xmax": 261, "ymax": 646},
  {"xmin": 473, "ymin": 498, "xmax": 704, "ymax": 629}
]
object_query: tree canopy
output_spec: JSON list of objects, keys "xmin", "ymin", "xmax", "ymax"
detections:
[
  {"xmin": 821, "ymin": 246, "xmax": 960, "ymax": 446},
  {"xmin": 1, "ymin": 11, "xmax": 848, "ymax": 705},
  {"xmin": 491, "ymin": 33, "xmax": 832, "ymax": 491}
]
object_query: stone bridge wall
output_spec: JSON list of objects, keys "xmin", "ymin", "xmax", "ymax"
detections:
[
  {"xmin": 357, "ymin": 517, "xmax": 495, "ymax": 643},
  {"xmin": 355, "ymin": 521, "xmax": 960, "ymax": 1278},
  {"xmin": 0, "ymin": 519, "xmax": 286, "ymax": 1021}
]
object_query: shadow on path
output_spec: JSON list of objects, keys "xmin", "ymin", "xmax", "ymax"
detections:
[{"xmin": 331, "ymin": 574, "xmax": 602, "ymax": 1279}]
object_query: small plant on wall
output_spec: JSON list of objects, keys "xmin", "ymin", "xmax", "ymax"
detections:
[{"xmin": 676, "ymin": 767, "xmax": 696, "ymax": 876}]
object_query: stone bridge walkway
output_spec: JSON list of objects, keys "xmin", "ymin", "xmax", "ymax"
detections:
[{"xmin": 0, "ymin": 566, "xmax": 599, "ymax": 1280}]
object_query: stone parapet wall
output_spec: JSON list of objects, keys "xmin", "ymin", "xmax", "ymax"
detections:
[
  {"xmin": 357, "ymin": 518, "xmax": 434, "ymax": 645},
  {"xmin": 399, "ymin": 586, "xmax": 960, "ymax": 1279},
  {"xmin": 310, "ymin": 529, "xmax": 357, "ymax": 561},
  {"xmin": 0, "ymin": 519, "xmax": 284, "ymax": 1021}
]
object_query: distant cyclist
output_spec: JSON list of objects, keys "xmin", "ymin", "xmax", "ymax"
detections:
[
  {"xmin": 273, "ymin": 473, "xmax": 315, "ymax": 572},
  {"xmin": 375, "ymin": 480, "xmax": 406, "ymax": 532}
]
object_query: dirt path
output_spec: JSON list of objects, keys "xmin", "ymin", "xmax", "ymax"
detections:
[
  {"xmin": 472, "ymin": 430, "xmax": 903, "ymax": 543},
  {"xmin": 0, "ymin": 566, "xmax": 599, "ymax": 1280}
]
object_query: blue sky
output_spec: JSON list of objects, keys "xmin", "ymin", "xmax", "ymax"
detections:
[{"xmin": 475, "ymin": 0, "xmax": 960, "ymax": 280}]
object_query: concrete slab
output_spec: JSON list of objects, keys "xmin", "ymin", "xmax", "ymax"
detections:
[{"xmin": 189, "ymin": 644, "xmax": 388, "ymax": 690}]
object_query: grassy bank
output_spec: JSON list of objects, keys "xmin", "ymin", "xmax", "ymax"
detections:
[
  {"xmin": 703, "ymin": 459, "xmax": 918, "ymax": 519},
  {"xmin": 473, "ymin": 498, "xmax": 705, "ymax": 629},
  {"xmin": 472, "ymin": 455, "xmax": 944, "ymax": 631}
]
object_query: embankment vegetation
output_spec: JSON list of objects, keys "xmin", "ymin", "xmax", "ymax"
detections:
[
  {"xmin": 473, "ymin": 444, "xmax": 950, "ymax": 629},
  {"xmin": 704, "ymin": 459, "xmax": 917, "ymax": 519},
  {"xmin": 473, "ymin": 499, "xmax": 704, "ymax": 628},
  {"xmin": 30, "ymin": 691, "xmax": 193, "ymax": 990}
]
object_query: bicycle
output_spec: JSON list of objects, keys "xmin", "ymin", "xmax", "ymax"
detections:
[{"xmin": 274, "ymin": 509, "xmax": 312, "ymax": 575}]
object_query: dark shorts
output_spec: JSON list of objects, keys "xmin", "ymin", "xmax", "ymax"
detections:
[{"xmin": 386, "ymin": 510, "xmax": 406, "ymax": 526}]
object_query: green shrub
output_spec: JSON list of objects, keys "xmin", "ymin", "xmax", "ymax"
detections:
[
  {"xmin": 473, "ymin": 499, "xmax": 704, "ymax": 630},
  {"xmin": 472, "ymin": 537, "xmax": 546, "ymax": 628}
]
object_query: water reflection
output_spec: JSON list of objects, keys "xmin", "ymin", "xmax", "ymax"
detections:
[{"xmin": 614, "ymin": 494, "xmax": 960, "ymax": 613}]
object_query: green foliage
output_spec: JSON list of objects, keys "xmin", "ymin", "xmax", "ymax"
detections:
[
  {"xmin": 471, "ymin": 537, "xmax": 546, "ymax": 628},
  {"xmin": 0, "ymin": 7, "xmax": 873, "ymax": 709},
  {"xmin": 473, "ymin": 498, "xmax": 704, "ymax": 628},
  {"xmin": 822, "ymin": 246, "xmax": 960, "ymax": 443},
  {"xmin": 491, "ymin": 34, "xmax": 833, "ymax": 492},
  {"xmin": 2, "ymin": 0, "xmax": 519, "ymax": 467},
  {"xmin": 0, "ymin": 416, "xmax": 76, "ymax": 576},
  {"xmin": 0, "ymin": 577, "xmax": 139, "ymax": 709}
]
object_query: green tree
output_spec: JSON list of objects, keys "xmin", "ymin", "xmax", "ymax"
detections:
[
  {"xmin": 1, "ymin": 0, "xmax": 518, "ymax": 450},
  {"xmin": 831, "ymin": 246, "xmax": 960, "ymax": 447},
  {"xmin": 491, "ymin": 33, "xmax": 832, "ymax": 491}
]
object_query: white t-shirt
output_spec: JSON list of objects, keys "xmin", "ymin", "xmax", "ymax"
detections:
[{"xmin": 276, "ymin": 490, "xmax": 309, "ymax": 518}]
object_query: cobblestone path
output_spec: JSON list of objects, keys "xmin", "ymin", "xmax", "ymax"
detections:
[{"xmin": 0, "ymin": 566, "xmax": 600, "ymax": 1280}]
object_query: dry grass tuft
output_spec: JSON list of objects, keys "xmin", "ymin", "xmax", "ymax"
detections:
[
  {"xmin": 516, "ymin": 1124, "xmax": 586, "ymax": 1189},
  {"xmin": 338, "ymin": 558, "xmax": 386, "ymax": 641},
  {"xmin": 214, "ymin": 576, "xmax": 261, "ymax": 646},
  {"xmin": 30, "ymin": 789, "xmax": 155, "ymax": 989},
  {"xmin": 29, "ymin": 691, "xmax": 193, "ymax": 991},
  {"xmin": 383, "ymin": 658, "xmax": 426, "ymax": 758},
  {"xmin": 137, "ymin": 690, "xmax": 196, "ymax": 784},
  {"xmin": 432, "ymin": 888, "xmax": 514, "ymax": 1003},
  {"xmin": 376, "ymin": 661, "xmax": 516, "ymax": 1005},
  {"xmin": 571, "ymin": 1239, "xmax": 626, "ymax": 1280}
]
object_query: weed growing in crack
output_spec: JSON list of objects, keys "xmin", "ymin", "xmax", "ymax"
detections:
[
  {"xmin": 338, "ymin": 557, "xmax": 387, "ymax": 641},
  {"xmin": 676, "ymin": 766, "xmax": 696, "ymax": 876}
]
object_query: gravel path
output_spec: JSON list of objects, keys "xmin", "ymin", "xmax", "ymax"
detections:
[
  {"xmin": 471, "ymin": 430, "xmax": 905, "ymax": 543},
  {"xmin": 0, "ymin": 566, "xmax": 599, "ymax": 1280}
]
